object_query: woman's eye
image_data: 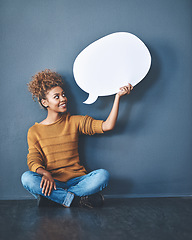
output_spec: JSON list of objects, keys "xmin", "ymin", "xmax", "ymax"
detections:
[{"xmin": 55, "ymin": 96, "xmax": 59, "ymax": 99}]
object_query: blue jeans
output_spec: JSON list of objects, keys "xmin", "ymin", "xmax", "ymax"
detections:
[{"xmin": 21, "ymin": 169, "xmax": 110, "ymax": 207}]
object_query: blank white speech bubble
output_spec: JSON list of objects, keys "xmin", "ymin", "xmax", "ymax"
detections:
[{"xmin": 73, "ymin": 32, "xmax": 151, "ymax": 104}]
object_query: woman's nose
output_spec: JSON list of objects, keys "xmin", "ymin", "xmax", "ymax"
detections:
[{"xmin": 60, "ymin": 95, "xmax": 67, "ymax": 101}]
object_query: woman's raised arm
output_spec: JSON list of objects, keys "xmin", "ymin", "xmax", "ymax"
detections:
[{"xmin": 102, "ymin": 83, "xmax": 133, "ymax": 132}]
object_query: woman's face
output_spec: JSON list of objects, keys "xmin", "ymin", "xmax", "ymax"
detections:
[{"xmin": 42, "ymin": 86, "xmax": 68, "ymax": 113}]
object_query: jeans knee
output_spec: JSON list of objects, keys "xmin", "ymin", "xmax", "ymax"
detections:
[
  {"xmin": 21, "ymin": 171, "xmax": 35, "ymax": 188},
  {"xmin": 98, "ymin": 169, "xmax": 110, "ymax": 184}
]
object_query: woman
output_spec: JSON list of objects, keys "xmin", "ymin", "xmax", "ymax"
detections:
[{"xmin": 21, "ymin": 69, "xmax": 133, "ymax": 208}]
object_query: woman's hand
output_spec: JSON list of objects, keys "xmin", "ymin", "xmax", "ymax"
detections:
[
  {"xmin": 116, "ymin": 83, "xmax": 133, "ymax": 98},
  {"xmin": 40, "ymin": 171, "xmax": 57, "ymax": 196}
]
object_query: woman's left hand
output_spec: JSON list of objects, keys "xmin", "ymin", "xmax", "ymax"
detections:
[{"xmin": 117, "ymin": 83, "xmax": 133, "ymax": 97}]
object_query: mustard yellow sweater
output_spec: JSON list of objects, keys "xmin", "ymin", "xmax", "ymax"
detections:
[{"xmin": 27, "ymin": 113, "xmax": 104, "ymax": 182}]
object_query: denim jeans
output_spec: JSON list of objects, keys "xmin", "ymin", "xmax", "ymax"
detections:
[{"xmin": 21, "ymin": 169, "xmax": 110, "ymax": 207}]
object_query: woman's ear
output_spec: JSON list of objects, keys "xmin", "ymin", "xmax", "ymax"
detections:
[{"xmin": 41, "ymin": 99, "xmax": 48, "ymax": 108}]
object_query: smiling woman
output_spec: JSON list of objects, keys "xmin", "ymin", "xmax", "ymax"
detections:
[{"xmin": 21, "ymin": 69, "xmax": 132, "ymax": 208}]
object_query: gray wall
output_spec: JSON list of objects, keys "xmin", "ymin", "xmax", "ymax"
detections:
[{"xmin": 0, "ymin": 0, "xmax": 192, "ymax": 199}]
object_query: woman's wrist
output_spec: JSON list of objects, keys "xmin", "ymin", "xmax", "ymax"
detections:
[
  {"xmin": 115, "ymin": 93, "xmax": 121, "ymax": 100},
  {"xmin": 37, "ymin": 167, "xmax": 50, "ymax": 176},
  {"xmin": 115, "ymin": 94, "xmax": 121, "ymax": 104},
  {"xmin": 42, "ymin": 171, "xmax": 52, "ymax": 178}
]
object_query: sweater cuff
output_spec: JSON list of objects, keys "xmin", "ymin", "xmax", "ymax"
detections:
[
  {"xmin": 93, "ymin": 120, "xmax": 104, "ymax": 134},
  {"xmin": 31, "ymin": 164, "xmax": 45, "ymax": 173}
]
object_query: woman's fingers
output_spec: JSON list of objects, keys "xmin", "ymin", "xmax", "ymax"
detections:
[
  {"xmin": 40, "ymin": 178, "xmax": 44, "ymax": 189},
  {"xmin": 41, "ymin": 179, "xmax": 55, "ymax": 196},
  {"xmin": 130, "ymin": 84, "xmax": 133, "ymax": 90},
  {"xmin": 41, "ymin": 178, "xmax": 48, "ymax": 195},
  {"xmin": 126, "ymin": 84, "xmax": 133, "ymax": 94},
  {"xmin": 44, "ymin": 180, "xmax": 50, "ymax": 196},
  {"xmin": 41, "ymin": 178, "xmax": 49, "ymax": 196},
  {"xmin": 48, "ymin": 182, "xmax": 53, "ymax": 196},
  {"xmin": 40, "ymin": 175, "xmax": 56, "ymax": 196},
  {"xmin": 126, "ymin": 83, "xmax": 133, "ymax": 92},
  {"xmin": 119, "ymin": 86, "xmax": 131, "ymax": 95},
  {"xmin": 120, "ymin": 87, "xmax": 128, "ymax": 92}
]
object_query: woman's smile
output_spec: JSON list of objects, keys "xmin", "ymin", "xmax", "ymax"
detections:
[{"xmin": 59, "ymin": 102, "xmax": 67, "ymax": 108}]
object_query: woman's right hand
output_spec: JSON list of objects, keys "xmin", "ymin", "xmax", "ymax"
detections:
[{"xmin": 37, "ymin": 168, "xmax": 57, "ymax": 196}]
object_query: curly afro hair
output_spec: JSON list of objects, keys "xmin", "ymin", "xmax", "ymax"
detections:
[{"xmin": 28, "ymin": 69, "xmax": 65, "ymax": 109}]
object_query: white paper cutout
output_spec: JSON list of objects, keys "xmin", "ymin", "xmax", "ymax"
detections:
[{"xmin": 73, "ymin": 32, "xmax": 151, "ymax": 104}]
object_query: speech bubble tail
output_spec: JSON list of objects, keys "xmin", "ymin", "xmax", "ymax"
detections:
[{"xmin": 83, "ymin": 94, "xmax": 98, "ymax": 104}]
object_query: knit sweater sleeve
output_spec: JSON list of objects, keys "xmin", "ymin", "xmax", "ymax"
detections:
[
  {"xmin": 27, "ymin": 128, "xmax": 45, "ymax": 172},
  {"xmin": 78, "ymin": 115, "xmax": 104, "ymax": 135}
]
